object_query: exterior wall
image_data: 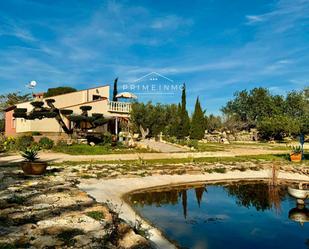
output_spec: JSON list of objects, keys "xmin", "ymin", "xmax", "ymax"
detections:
[
  {"xmin": 46, "ymin": 85, "xmax": 110, "ymax": 109},
  {"xmin": 4, "ymin": 110, "xmax": 16, "ymax": 136},
  {"xmin": 14, "ymin": 86, "xmax": 110, "ymax": 134},
  {"xmin": 67, "ymin": 99, "xmax": 109, "ymax": 115},
  {"xmin": 10, "ymin": 85, "xmax": 130, "ymax": 135},
  {"xmin": 15, "ymin": 99, "xmax": 111, "ymax": 134}
]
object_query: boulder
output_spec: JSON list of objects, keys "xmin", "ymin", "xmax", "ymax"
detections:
[{"xmin": 118, "ymin": 229, "xmax": 149, "ymax": 249}]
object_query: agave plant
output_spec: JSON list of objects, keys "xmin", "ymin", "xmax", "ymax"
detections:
[
  {"xmin": 290, "ymin": 145, "xmax": 302, "ymax": 155},
  {"xmin": 21, "ymin": 145, "xmax": 40, "ymax": 162}
]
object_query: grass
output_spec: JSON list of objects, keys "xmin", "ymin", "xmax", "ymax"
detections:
[
  {"xmin": 52, "ymin": 144, "xmax": 151, "ymax": 155},
  {"xmin": 165, "ymin": 136, "xmax": 291, "ymax": 152},
  {"xmin": 196, "ymin": 141, "xmax": 290, "ymax": 152},
  {"xmin": 86, "ymin": 211, "xmax": 105, "ymax": 220},
  {"xmin": 197, "ymin": 142, "xmax": 226, "ymax": 152},
  {"xmin": 51, "ymin": 153, "xmax": 309, "ymax": 167}
]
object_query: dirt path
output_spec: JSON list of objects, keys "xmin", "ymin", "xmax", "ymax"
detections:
[
  {"xmin": 0, "ymin": 148, "xmax": 288, "ymax": 165},
  {"xmin": 139, "ymin": 139, "xmax": 189, "ymax": 153}
]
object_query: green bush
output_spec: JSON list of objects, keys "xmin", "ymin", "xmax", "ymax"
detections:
[
  {"xmin": 39, "ymin": 137, "xmax": 54, "ymax": 149},
  {"xmin": 257, "ymin": 115, "xmax": 300, "ymax": 140},
  {"xmin": 186, "ymin": 139, "xmax": 199, "ymax": 149},
  {"xmin": 57, "ymin": 140, "xmax": 69, "ymax": 146},
  {"xmin": 0, "ymin": 137, "xmax": 5, "ymax": 152},
  {"xmin": 2, "ymin": 136, "xmax": 16, "ymax": 151},
  {"xmin": 32, "ymin": 131, "xmax": 42, "ymax": 136},
  {"xmin": 15, "ymin": 135, "xmax": 34, "ymax": 150},
  {"xmin": 101, "ymin": 131, "xmax": 112, "ymax": 145}
]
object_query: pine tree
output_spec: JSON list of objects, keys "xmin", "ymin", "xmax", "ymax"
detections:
[
  {"xmin": 178, "ymin": 83, "xmax": 190, "ymax": 139},
  {"xmin": 113, "ymin": 77, "xmax": 118, "ymax": 101},
  {"xmin": 190, "ymin": 97, "xmax": 205, "ymax": 139}
]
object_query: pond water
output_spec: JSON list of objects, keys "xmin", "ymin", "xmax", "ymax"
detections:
[{"xmin": 129, "ymin": 181, "xmax": 309, "ymax": 249}]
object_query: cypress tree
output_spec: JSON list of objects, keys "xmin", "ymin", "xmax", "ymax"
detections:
[
  {"xmin": 113, "ymin": 77, "xmax": 118, "ymax": 101},
  {"xmin": 178, "ymin": 83, "xmax": 190, "ymax": 138},
  {"xmin": 190, "ymin": 97, "xmax": 205, "ymax": 139}
]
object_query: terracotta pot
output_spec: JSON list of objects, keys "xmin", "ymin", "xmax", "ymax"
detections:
[
  {"xmin": 290, "ymin": 153, "xmax": 302, "ymax": 162},
  {"xmin": 21, "ymin": 161, "xmax": 47, "ymax": 175}
]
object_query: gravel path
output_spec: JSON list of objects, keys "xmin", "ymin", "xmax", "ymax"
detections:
[{"xmin": 139, "ymin": 139, "xmax": 189, "ymax": 153}]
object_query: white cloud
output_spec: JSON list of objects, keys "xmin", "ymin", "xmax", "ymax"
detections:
[
  {"xmin": 246, "ymin": 15, "xmax": 265, "ymax": 24},
  {"xmin": 151, "ymin": 15, "xmax": 193, "ymax": 30},
  {"xmin": 0, "ymin": 17, "xmax": 35, "ymax": 42}
]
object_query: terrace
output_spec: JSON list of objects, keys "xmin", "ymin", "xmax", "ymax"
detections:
[{"xmin": 108, "ymin": 101, "xmax": 132, "ymax": 113}]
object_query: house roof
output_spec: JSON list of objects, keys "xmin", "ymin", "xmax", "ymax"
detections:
[{"xmin": 3, "ymin": 105, "xmax": 16, "ymax": 112}]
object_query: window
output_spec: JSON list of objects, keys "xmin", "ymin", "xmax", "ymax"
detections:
[
  {"xmin": 12, "ymin": 118, "xmax": 16, "ymax": 128},
  {"xmin": 92, "ymin": 95, "xmax": 102, "ymax": 100}
]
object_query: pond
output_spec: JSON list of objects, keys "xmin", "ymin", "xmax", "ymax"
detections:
[{"xmin": 128, "ymin": 181, "xmax": 309, "ymax": 249}]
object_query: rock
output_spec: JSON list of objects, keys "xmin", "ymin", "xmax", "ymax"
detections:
[
  {"xmin": 118, "ymin": 230, "xmax": 149, "ymax": 249},
  {"xmin": 89, "ymin": 142, "xmax": 95, "ymax": 147},
  {"xmin": 118, "ymin": 223, "xmax": 131, "ymax": 236},
  {"xmin": 31, "ymin": 235, "xmax": 63, "ymax": 248},
  {"xmin": 74, "ymin": 235, "xmax": 92, "ymax": 248},
  {"xmin": 220, "ymin": 138, "xmax": 230, "ymax": 144},
  {"xmin": 77, "ymin": 139, "xmax": 88, "ymax": 144}
]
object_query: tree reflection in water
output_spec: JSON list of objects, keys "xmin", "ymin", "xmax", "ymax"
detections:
[
  {"xmin": 130, "ymin": 181, "xmax": 288, "ymax": 219},
  {"xmin": 129, "ymin": 181, "xmax": 308, "ymax": 249},
  {"xmin": 224, "ymin": 182, "xmax": 286, "ymax": 212},
  {"xmin": 130, "ymin": 184, "xmax": 207, "ymax": 219}
]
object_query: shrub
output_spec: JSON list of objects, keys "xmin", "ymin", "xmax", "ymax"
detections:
[
  {"xmin": 101, "ymin": 131, "xmax": 112, "ymax": 145},
  {"xmin": 39, "ymin": 137, "xmax": 54, "ymax": 149},
  {"xmin": 186, "ymin": 139, "xmax": 198, "ymax": 149},
  {"xmin": 32, "ymin": 131, "xmax": 42, "ymax": 136},
  {"xmin": 57, "ymin": 140, "xmax": 69, "ymax": 146},
  {"xmin": 15, "ymin": 135, "xmax": 34, "ymax": 150},
  {"xmin": 2, "ymin": 136, "xmax": 16, "ymax": 151},
  {"xmin": 0, "ymin": 135, "xmax": 6, "ymax": 152}
]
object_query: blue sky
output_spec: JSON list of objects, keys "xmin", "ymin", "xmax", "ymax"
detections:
[{"xmin": 0, "ymin": 0, "xmax": 308, "ymax": 114}]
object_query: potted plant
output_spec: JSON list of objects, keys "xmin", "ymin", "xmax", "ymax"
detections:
[
  {"xmin": 20, "ymin": 145, "xmax": 47, "ymax": 175},
  {"xmin": 290, "ymin": 145, "xmax": 302, "ymax": 162}
]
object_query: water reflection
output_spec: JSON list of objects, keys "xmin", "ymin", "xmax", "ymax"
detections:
[
  {"xmin": 130, "ymin": 182, "xmax": 288, "ymax": 218},
  {"xmin": 289, "ymin": 204, "xmax": 309, "ymax": 225},
  {"xmin": 129, "ymin": 181, "xmax": 309, "ymax": 249},
  {"xmin": 225, "ymin": 182, "xmax": 286, "ymax": 212},
  {"xmin": 131, "ymin": 184, "xmax": 207, "ymax": 219}
]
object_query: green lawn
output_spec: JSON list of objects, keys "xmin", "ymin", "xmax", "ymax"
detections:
[
  {"xmin": 53, "ymin": 152, "xmax": 309, "ymax": 167},
  {"xmin": 196, "ymin": 142, "xmax": 290, "ymax": 152},
  {"xmin": 52, "ymin": 144, "xmax": 151, "ymax": 155}
]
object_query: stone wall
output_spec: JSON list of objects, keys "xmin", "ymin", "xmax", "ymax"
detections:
[{"xmin": 204, "ymin": 129, "xmax": 258, "ymax": 143}]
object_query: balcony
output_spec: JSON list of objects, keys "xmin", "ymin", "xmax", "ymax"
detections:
[{"xmin": 108, "ymin": 101, "xmax": 131, "ymax": 113}]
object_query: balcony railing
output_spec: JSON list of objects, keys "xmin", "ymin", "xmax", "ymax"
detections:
[{"xmin": 108, "ymin": 101, "xmax": 131, "ymax": 113}]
